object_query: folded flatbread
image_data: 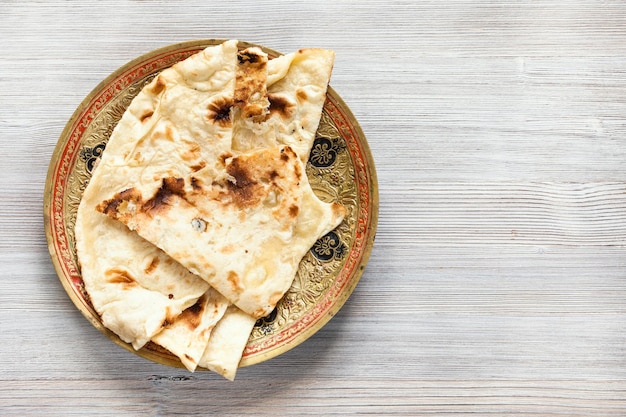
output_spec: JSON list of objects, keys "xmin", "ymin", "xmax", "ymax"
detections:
[
  {"xmin": 151, "ymin": 287, "xmax": 229, "ymax": 371},
  {"xmin": 198, "ymin": 306, "xmax": 257, "ymax": 380},
  {"xmin": 94, "ymin": 42, "xmax": 343, "ymax": 319},
  {"xmin": 76, "ymin": 40, "xmax": 342, "ymax": 378},
  {"xmin": 76, "ymin": 39, "xmax": 239, "ymax": 359},
  {"xmin": 233, "ymin": 47, "xmax": 335, "ymax": 160},
  {"xmin": 75, "ymin": 209, "xmax": 211, "ymax": 350},
  {"xmin": 98, "ymin": 144, "xmax": 344, "ymax": 318}
]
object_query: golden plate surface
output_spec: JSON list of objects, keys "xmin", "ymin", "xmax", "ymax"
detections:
[{"xmin": 43, "ymin": 39, "xmax": 378, "ymax": 369}]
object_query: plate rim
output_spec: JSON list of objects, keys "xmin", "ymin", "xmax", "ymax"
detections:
[{"xmin": 43, "ymin": 39, "xmax": 379, "ymax": 370}]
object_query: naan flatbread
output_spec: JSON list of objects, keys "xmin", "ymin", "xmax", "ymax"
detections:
[
  {"xmin": 95, "ymin": 42, "xmax": 343, "ymax": 319},
  {"xmin": 76, "ymin": 40, "xmax": 342, "ymax": 378},
  {"xmin": 151, "ymin": 287, "xmax": 229, "ymax": 371},
  {"xmin": 75, "ymin": 208, "xmax": 210, "ymax": 350},
  {"xmin": 75, "ymin": 40, "xmax": 239, "ymax": 352},
  {"xmin": 98, "ymin": 144, "xmax": 344, "ymax": 318},
  {"xmin": 233, "ymin": 48, "xmax": 335, "ymax": 160},
  {"xmin": 198, "ymin": 305, "xmax": 257, "ymax": 380}
]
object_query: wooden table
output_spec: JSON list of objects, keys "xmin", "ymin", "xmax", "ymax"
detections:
[{"xmin": 3, "ymin": 0, "xmax": 626, "ymax": 415}]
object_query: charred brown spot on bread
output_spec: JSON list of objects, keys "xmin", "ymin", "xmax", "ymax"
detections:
[
  {"xmin": 268, "ymin": 94, "xmax": 295, "ymax": 118},
  {"xmin": 132, "ymin": 151, "xmax": 143, "ymax": 164},
  {"xmin": 162, "ymin": 307, "xmax": 176, "ymax": 328},
  {"xmin": 188, "ymin": 296, "xmax": 204, "ymax": 315},
  {"xmin": 140, "ymin": 110, "xmax": 154, "ymax": 123},
  {"xmin": 237, "ymin": 50, "xmax": 262, "ymax": 65},
  {"xmin": 181, "ymin": 141, "xmax": 201, "ymax": 162},
  {"xmin": 97, "ymin": 176, "xmax": 186, "ymax": 223},
  {"xmin": 97, "ymin": 199, "xmax": 121, "ymax": 217},
  {"xmin": 296, "ymin": 88, "xmax": 308, "ymax": 102},
  {"xmin": 227, "ymin": 158, "xmax": 256, "ymax": 188},
  {"xmin": 144, "ymin": 257, "xmax": 160, "ymax": 274},
  {"xmin": 175, "ymin": 294, "xmax": 206, "ymax": 330},
  {"xmin": 190, "ymin": 161, "xmax": 206, "ymax": 172},
  {"xmin": 289, "ymin": 204, "xmax": 300, "ymax": 218},
  {"xmin": 105, "ymin": 268, "xmax": 136, "ymax": 289},
  {"xmin": 234, "ymin": 48, "xmax": 269, "ymax": 121},
  {"xmin": 219, "ymin": 152, "xmax": 233, "ymax": 165},
  {"xmin": 211, "ymin": 304, "xmax": 220, "ymax": 318},
  {"xmin": 225, "ymin": 157, "xmax": 262, "ymax": 207},
  {"xmin": 220, "ymin": 243, "xmax": 236, "ymax": 254},
  {"xmin": 207, "ymin": 96, "xmax": 233, "ymax": 127},
  {"xmin": 97, "ymin": 188, "xmax": 142, "ymax": 218},
  {"xmin": 164, "ymin": 125, "xmax": 176, "ymax": 142},
  {"xmin": 278, "ymin": 147, "xmax": 302, "ymax": 184},
  {"xmin": 143, "ymin": 177, "xmax": 186, "ymax": 214},
  {"xmin": 280, "ymin": 147, "xmax": 292, "ymax": 162},
  {"xmin": 150, "ymin": 75, "xmax": 166, "ymax": 95},
  {"xmin": 242, "ymin": 104, "xmax": 267, "ymax": 121},
  {"xmin": 294, "ymin": 159, "xmax": 302, "ymax": 183},
  {"xmin": 260, "ymin": 169, "xmax": 280, "ymax": 185},
  {"xmin": 190, "ymin": 177, "xmax": 202, "ymax": 191},
  {"xmin": 227, "ymin": 271, "xmax": 244, "ymax": 293}
]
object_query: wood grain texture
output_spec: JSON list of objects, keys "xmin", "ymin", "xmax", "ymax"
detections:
[{"xmin": 3, "ymin": 0, "xmax": 626, "ymax": 415}]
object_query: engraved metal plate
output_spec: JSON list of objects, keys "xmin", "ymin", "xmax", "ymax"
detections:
[{"xmin": 43, "ymin": 40, "xmax": 378, "ymax": 369}]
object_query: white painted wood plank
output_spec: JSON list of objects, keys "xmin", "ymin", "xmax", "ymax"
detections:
[{"xmin": 3, "ymin": 0, "xmax": 626, "ymax": 415}]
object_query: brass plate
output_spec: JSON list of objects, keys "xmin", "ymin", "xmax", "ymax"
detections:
[{"xmin": 43, "ymin": 40, "xmax": 378, "ymax": 369}]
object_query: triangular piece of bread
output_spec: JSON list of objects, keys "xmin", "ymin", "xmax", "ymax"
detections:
[
  {"xmin": 151, "ymin": 287, "xmax": 229, "ymax": 371},
  {"xmin": 233, "ymin": 48, "xmax": 335, "ymax": 160},
  {"xmin": 76, "ymin": 40, "xmax": 343, "ymax": 378},
  {"xmin": 95, "ymin": 43, "xmax": 344, "ymax": 319},
  {"xmin": 198, "ymin": 305, "xmax": 257, "ymax": 380},
  {"xmin": 98, "ymin": 144, "xmax": 344, "ymax": 318},
  {"xmin": 75, "ymin": 40, "xmax": 239, "ymax": 350}
]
